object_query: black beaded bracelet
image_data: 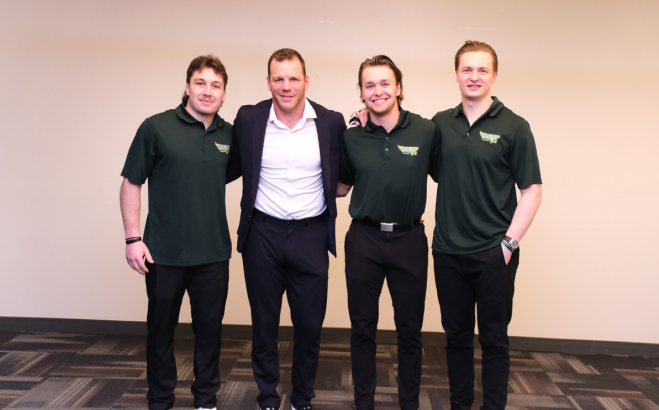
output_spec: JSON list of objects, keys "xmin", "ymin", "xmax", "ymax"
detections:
[{"xmin": 125, "ymin": 237, "xmax": 142, "ymax": 245}]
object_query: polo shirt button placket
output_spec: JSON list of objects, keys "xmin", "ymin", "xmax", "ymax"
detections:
[{"xmin": 384, "ymin": 132, "xmax": 392, "ymax": 160}]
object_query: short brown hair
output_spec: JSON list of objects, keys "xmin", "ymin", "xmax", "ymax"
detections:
[
  {"xmin": 357, "ymin": 55, "xmax": 404, "ymax": 106},
  {"xmin": 182, "ymin": 55, "xmax": 228, "ymax": 105},
  {"xmin": 454, "ymin": 40, "xmax": 498, "ymax": 73},
  {"xmin": 267, "ymin": 48, "xmax": 306, "ymax": 77}
]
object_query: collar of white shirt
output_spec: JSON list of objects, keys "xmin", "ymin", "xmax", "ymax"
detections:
[{"xmin": 268, "ymin": 98, "xmax": 317, "ymax": 131}]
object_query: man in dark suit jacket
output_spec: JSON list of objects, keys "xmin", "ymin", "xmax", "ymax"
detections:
[{"xmin": 227, "ymin": 48, "xmax": 345, "ymax": 410}]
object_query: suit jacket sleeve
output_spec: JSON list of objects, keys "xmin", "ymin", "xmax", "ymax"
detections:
[{"xmin": 226, "ymin": 107, "xmax": 245, "ymax": 183}]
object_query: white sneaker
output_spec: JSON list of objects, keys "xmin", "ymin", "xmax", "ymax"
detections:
[{"xmin": 195, "ymin": 407, "xmax": 217, "ymax": 410}]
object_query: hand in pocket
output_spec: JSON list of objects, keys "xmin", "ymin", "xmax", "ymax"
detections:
[{"xmin": 501, "ymin": 242, "xmax": 512, "ymax": 266}]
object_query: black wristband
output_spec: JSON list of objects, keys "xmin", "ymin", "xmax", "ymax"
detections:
[{"xmin": 125, "ymin": 237, "xmax": 142, "ymax": 245}]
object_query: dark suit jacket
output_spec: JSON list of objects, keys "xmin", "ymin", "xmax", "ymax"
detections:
[{"xmin": 227, "ymin": 99, "xmax": 346, "ymax": 256}]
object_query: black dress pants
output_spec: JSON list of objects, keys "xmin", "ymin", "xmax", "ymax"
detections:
[
  {"xmin": 144, "ymin": 261, "xmax": 229, "ymax": 410},
  {"xmin": 433, "ymin": 246, "xmax": 520, "ymax": 410},
  {"xmin": 242, "ymin": 210, "xmax": 329, "ymax": 409},
  {"xmin": 345, "ymin": 221, "xmax": 428, "ymax": 410}
]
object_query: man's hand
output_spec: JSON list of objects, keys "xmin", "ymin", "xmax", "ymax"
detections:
[
  {"xmin": 126, "ymin": 241, "xmax": 154, "ymax": 275},
  {"xmin": 348, "ymin": 109, "xmax": 370, "ymax": 128},
  {"xmin": 337, "ymin": 182, "xmax": 353, "ymax": 197},
  {"xmin": 501, "ymin": 242, "xmax": 512, "ymax": 266},
  {"xmin": 358, "ymin": 108, "xmax": 369, "ymax": 126}
]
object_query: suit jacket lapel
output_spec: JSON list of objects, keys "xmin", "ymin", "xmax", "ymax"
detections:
[{"xmin": 252, "ymin": 101, "xmax": 271, "ymax": 200}]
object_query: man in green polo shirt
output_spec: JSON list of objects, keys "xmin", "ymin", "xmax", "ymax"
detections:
[
  {"xmin": 432, "ymin": 41, "xmax": 542, "ymax": 410},
  {"xmin": 119, "ymin": 55, "xmax": 233, "ymax": 410},
  {"xmin": 337, "ymin": 55, "xmax": 441, "ymax": 410}
]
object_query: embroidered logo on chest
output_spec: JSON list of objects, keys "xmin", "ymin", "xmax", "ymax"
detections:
[
  {"xmin": 215, "ymin": 143, "xmax": 230, "ymax": 154},
  {"xmin": 480, "ymin": 131, "xmax": 501, "ymax": 144},
  {"xmin": 398, "ymin": 145, "xmax": 419, "ymax": 156}
]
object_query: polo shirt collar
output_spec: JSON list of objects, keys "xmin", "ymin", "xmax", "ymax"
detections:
[
  {"xmin": 364, "ymin": 108, "xmax": 411, "ymax": 132},
  {"xmin": 452, "ymin": 96, "xmax": 504, "ymax": 118},
  {"xmin": 268, "ymin": 98, "xmax": 317, "ymax": 131},
  {"xmin": 175, "ymin": 104, "xmax": 225, "ymax": 130}
]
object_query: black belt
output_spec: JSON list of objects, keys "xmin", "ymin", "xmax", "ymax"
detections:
[
  {"xmin": 355, "ymin": 218, "xmax": 422, "ymax": 232},
  {"xmin": 253, "ymin": 208, "xmax": 325, "ymax": 227}
]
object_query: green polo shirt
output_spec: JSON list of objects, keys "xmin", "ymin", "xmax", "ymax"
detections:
[
  {"xmin": 431, "ymin": 97, "xmax": 542, "ymax": 254},
  {"xmin": 339, "ymin": 109, "xmax": 441, "ymax": 223},
  {"xmin": 121, "ymin": 104, "xmax": 233, "ymax": 266}
]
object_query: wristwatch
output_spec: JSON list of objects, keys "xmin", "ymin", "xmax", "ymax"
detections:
[{"xmin": 503, "ymin": 236, "xmax": 519, "ymax": 252}]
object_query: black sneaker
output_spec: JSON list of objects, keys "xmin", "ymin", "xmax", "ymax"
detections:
[{"xmin": 291, "ymin": 405, "xmax": 312, "ymax": 410}]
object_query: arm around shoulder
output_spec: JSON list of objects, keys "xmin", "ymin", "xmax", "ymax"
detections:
[
  {"xmin": 226, "ymin": 105, "xmax": 253, "ymax": 183},
  {"xmin": 226, "ymin": 129, "xmax": 242, "ymax": 183},
  {"xmin": 429, "ymin": 123, "xmax": 442, "ymax": 182}
]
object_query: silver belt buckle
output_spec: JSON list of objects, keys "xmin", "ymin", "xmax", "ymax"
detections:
[{"xmin": 380, "ymin": 222, "xmax": 394, "ymax": 232}]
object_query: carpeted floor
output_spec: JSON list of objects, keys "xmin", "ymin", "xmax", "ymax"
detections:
[{"xmin": 1, "ymin": 331, "xmax": 658, "ymax": 409}]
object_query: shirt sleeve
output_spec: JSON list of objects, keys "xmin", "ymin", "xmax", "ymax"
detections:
[
  {"xmin": 120, "ymin": 119, "xmax": 158, "ymax": 184},
  {"xmin": 429, "ymin": 123, "xmax": 442, "ymax": 182},
  {"xmin": 509, "ymin": 120, "xmax": 542, "ymax": 188},
  {"xmin": 338, "ymin": 131, "xmax": 355, "ymax": 186}
]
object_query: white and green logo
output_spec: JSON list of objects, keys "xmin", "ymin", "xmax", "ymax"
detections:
[
  {"xmin": 215, "ymin": 143, "xmax": 230, "ymax": 154},
  {"xmin": 480, "ymin": 131, "xmax": 501, "ymax": 144},
  {"xmin": 398, "ymin": 145, "xmax": 419, "ymax": 156}
]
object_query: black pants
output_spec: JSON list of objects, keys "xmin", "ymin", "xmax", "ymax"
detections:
[
  {"xmin": 242, "ymin": 210, "xmax": 329, "ymax": 409},
  {"xmin": 433, "ymin": 246, "xmax": 520, "ymax": 410},
  {"xmin": 144, "ymin": 261, "xmax": 229, "ymax": 410},
  {"xmin": 345, "ymin": 221, "xmax": 428, "ymax": 410}
]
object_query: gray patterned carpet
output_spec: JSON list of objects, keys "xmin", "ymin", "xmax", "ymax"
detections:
[{"xmin": 1, "ymin": 331, "xmax": 658, "ymax": 409}]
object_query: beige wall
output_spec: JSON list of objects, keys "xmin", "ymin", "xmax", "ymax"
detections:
[{"xmin": 1, "ymin": 0, "xmax": 657, "ymax": 344}]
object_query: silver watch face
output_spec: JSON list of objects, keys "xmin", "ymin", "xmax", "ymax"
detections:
[{"xmin": 511, "ymin": 239, "xmax": 519, "ymax": 249}]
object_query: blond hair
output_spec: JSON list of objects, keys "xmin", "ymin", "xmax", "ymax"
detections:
[{"xmin": 454, "ymin": 41, "xmax": 498, "ymax": 73}]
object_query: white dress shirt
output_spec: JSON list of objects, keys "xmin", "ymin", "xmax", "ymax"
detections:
[{"xmin": 254, "ymin": 99, "xmax": 326, "ymax": 220}]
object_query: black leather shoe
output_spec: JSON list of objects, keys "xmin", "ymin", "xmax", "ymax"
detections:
[{"xmin": 450, "ymin": 402, "xmax": 471, "ymax": 410}]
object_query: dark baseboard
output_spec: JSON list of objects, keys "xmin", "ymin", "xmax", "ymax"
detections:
[{"xmin": 1, "ymin": 316, "xmax": 657, "ymax": 357}]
